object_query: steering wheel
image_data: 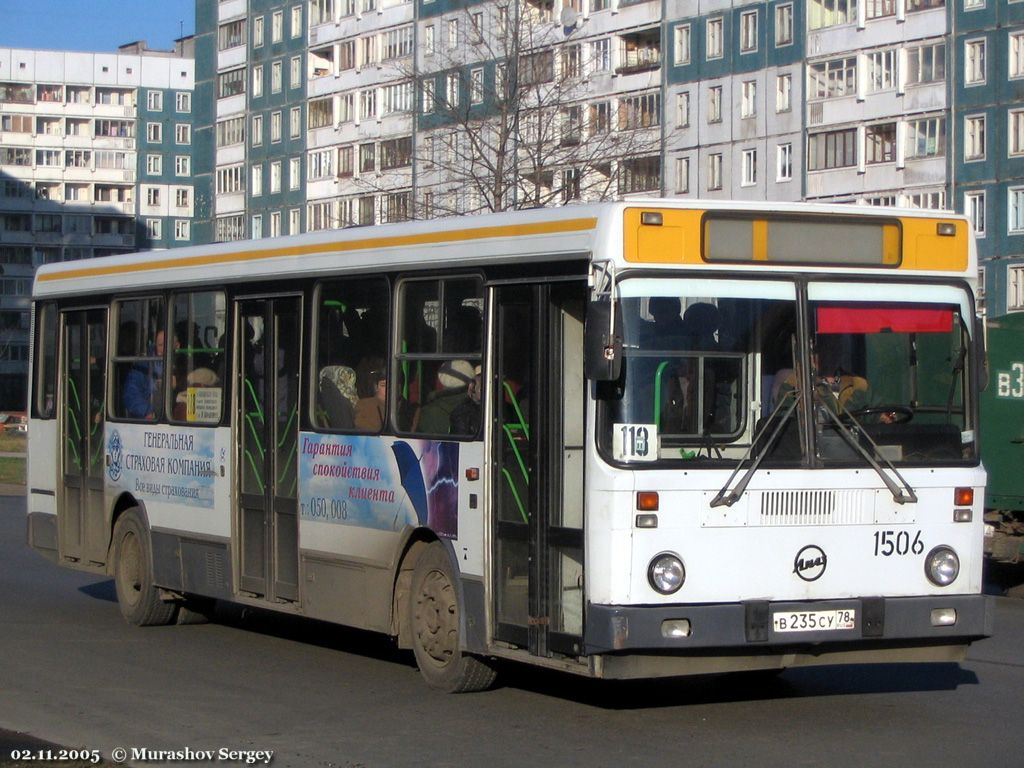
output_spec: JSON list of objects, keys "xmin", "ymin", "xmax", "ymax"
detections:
[{"xmin": 850, "ymin": 405, "xmax": 914, "ymax": 424}]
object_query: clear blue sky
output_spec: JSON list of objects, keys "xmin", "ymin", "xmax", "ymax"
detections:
[{"xmin": 0, "ymin": 0, "xmax": 195, "ymax": 53}]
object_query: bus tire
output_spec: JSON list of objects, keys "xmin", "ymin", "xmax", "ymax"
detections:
[
  {"xmin": 409, "ymin": 542, "xmax": 496, "ymax": 693},
  {"xmin": 112, "ymin": 508, "xmax": 177, "ymax": 627}
]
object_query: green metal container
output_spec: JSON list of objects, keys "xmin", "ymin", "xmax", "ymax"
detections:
[{"xmin": 982, "ymin": 312, "xmax": 1024, "ymax": 512}]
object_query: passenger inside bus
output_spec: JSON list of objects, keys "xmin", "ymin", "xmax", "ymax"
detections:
[
  {"xmin": 121, "ymin": 327, "xmax": 164, "ymax": 421},
  {"xmin": 417, "ymin": 359, "xmax": 474, "ymax": 435},
  {"xmin": 355, "ymin": 357, "xmax": 386, "ymax": 432}
]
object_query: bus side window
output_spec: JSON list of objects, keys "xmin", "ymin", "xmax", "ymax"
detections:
[
  {"xmin": 33, "ymin": 302, "xmax": 57, "ymax": 419},
  {"xmin": 170, "ymin": 290, "xmax": 226, "ymax": 424},
  {"xmin": 112, "ymin": 297, "xmax": 166, "ymax": 421},
  {"xmin": 312, "ymin": 277, "xmax": 390, "ymax": 432},
  {"xmin": 396, "ymin": 275, "xmax": 483, "ymax": 437}
]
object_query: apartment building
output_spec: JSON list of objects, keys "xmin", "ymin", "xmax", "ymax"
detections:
[{"xmin": 0, "ymin": 42, "xmax": 195, "ymax": 408}]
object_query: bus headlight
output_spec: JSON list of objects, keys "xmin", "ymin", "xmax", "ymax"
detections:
[
  {"xmin": 648, "ymin": 553, "xmax": 685, "ymax": 595},
  {"xmin": 925, "ymin": 546, "xmax": 960, "ymax": 587}
]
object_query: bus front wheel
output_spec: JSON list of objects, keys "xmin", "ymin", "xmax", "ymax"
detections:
[
  {"xmin": 112, "ymin": 508, "xmax": 177, "ymax": 627},
  {"xmin": 409, "ymin": 542, "xmax": 496, "ymax": 693}
]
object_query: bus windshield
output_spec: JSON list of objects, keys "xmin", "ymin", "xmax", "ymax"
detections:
[{"xmin": 598, "ymin": 278, "xmax": 977, "ymax": 468}]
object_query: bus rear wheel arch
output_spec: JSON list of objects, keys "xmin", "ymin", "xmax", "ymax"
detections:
[
  {"xmin": 408, "ymin": 541, "xmax": 496, "ymax": 693},
  {"xmin": 111, "ymin": 507, "xmax": 177, "ymax": 627}
]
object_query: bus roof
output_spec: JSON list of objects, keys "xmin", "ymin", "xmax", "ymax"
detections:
[{"xmin": 33, "ymin": 199, "xmax": 975, "ymax": 299}]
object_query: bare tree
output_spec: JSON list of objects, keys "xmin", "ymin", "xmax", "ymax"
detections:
[{"xmin": 353, "ymin": 0, "xmax": 664, "ymax": 219}]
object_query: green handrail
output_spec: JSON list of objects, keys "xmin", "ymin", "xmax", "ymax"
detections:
[
  {"xmin": 653, "ymin": 360, "xmax": 671, "ymax": 429},
  {"xmin": 501, "ymin": 468, "xmax": 529, "ymax": 524}
]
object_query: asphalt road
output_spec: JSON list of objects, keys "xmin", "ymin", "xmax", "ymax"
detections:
[{"xmin": 2, "ymin": 493, "xmax": 1024, "ymax": 768}]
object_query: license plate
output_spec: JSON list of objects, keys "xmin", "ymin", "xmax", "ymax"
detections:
[{"xmin": 772, "ymin": 609, "xmax": 856, "ymax": 633}]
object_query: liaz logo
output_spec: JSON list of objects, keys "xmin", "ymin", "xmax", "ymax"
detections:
[
  {"xmin": 793, "ymin": 545, "xmax": 827, "ymax": 582},
  {"xmin": 107, "ymin": 429, "xmax": 123, "ymax": 482}
]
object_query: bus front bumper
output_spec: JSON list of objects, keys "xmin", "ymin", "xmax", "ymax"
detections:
[{"xmin": 584, "ymin": 594, "xmax": 993, "ymax": 677}]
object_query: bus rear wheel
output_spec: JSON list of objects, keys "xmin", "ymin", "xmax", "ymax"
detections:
[
  {"xmin": 112, "ymin": 508, "xmax": 177, "ymax": 627},
  {"xmin": 409, "ymin": 542, "xmax": 496, "ymax": 693}
]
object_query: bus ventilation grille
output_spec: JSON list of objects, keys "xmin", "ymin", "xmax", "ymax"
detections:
[{"xmin": 758, "ymin": 489, "xmax": 873, "ymax": 526}]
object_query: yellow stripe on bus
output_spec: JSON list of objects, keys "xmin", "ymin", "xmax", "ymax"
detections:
[{"xmin": 38, "ymin": 218, "xmax": 600, "ymax": 283}]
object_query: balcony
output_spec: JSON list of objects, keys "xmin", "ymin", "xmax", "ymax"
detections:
[{"xmin": 616, "ymin": 29, "xmax": 661, "ymax": 76}]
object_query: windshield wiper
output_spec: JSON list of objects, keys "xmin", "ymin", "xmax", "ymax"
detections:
[
  {"xmin": 812, "ymin": 390, "xmax": 918, "ymax": 505},
  {"xmin": 710, "ymin": 389, "xmax": 799, "ymax": 508}
]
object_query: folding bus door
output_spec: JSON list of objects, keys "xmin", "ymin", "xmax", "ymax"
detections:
[
  {"xmin": 492, "ymin": 281, "xmax": 586, "ymax": 658},
  {"xmin": 59, "ymin": 308, "xmax": 108, "ymax": 566},
  {"xmin": 236, "ymin": 297, "xmax": 301, "ymax": 602}
]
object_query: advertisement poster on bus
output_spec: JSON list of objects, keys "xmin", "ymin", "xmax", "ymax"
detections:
[
  {"xmin": 299, "ymin": 434, "xmax": 459, "ymax": 539},
  {"xmin": 106, "ymin": 426, "xmax": 218, "ymax": 508}
]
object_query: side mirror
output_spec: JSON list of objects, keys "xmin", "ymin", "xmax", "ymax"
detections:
[{"xmin": 584, "ymin": 301, "xmax": 622, "ymax": 381}]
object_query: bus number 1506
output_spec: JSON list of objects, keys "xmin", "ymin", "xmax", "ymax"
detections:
[{"xmin": 873, "ymin": 530, "xmax": 924, "ymax": 557}]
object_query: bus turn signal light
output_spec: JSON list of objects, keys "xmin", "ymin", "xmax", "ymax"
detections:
[
  {"xmin": 636, "ymin": 491, "xmax": 659, "ymax": 511},
  {"xmin": 954, "ymin": 487, "xmax": 973, "ymax": 507}
]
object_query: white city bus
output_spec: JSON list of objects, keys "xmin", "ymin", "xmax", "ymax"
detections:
[{"xmin": 28, "ymin": 200, "xmax": 992, "ymax": 691}]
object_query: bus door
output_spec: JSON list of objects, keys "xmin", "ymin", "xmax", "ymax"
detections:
[
  {"xmin": 59, "ymin": 308, "xmax": 108, "ymax": 566},
  {"xmin": 492, "ymin": 281, "xmax": 586, "ymax": 658},
  {"xmin": 236, "ymin": 296, "xmax": 301, "ymax": 602}
]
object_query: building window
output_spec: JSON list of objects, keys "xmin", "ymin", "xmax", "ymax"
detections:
[
  {"xmin": 290, "ymin": 56, "xmax": 302, "ymax": 89},
  {"xmin": 470, "ymin": 67, "xmax": 484, "ymax": 104},
  {"xmin": 253, "ymin": 65, "xmax": 264, "ymax": 98},
  {"xmin": 176, "ymin": 92, "xmax": 191, "ymax": 112},
  {"xmin": 216, "ymin": 164, "xmax": 245, "ymax": 194},
  {"xmin": 254, "ymin": 16, "xmax": 264, "ymax": 47},
  {"xmin": 618, "ymin": 156, "xmax": 660, "ymax": 194},
  {"xmin": 741, "ymin": 80, "xmax": 756, "ymax": 118},
  {"xmin": 146, "ymin": 219, "xmax": 162, "ymax": 240},
  {"xmin": 809, "ymin": 0, "xmax": 856, "ymax": 30},
  {"xmin": 289, "ymin": 208, "xmax": 301, "ymax": 235},
  {"xmin": 676, "ymin": 91, "xmax": 690, "ymax": 127},
  {"xmin": 448, "ymin": 18, "xmax": 458, "ymax": 49},
  {"xmin": 776, "ymin": 73, "xmax": 792, "ymax": 112},
  {"xmin": 674, "ymin": 24, "xmax": 691, "ymax": 65},
  {"xmin": 906, "ymin": 116, "xmax": 946, "ymax": 158},
  {"xmin": 965, "ymin": 115, "xmax": 986, "ymax": 160},
  {"xmin": 777, "ymin": 143, "xmax": 792, "ymax": 181},
  {"xmin": 146, "ymin": 188, "xmax": 161, "ymax": 206},
  {"xmin": 360, "ymin": 143, "xmax": 375, "ymax": 174},
  {"xmin": 175, "ymin": 189, "xmax": 190, "ymax": 207},
  {"xmin": 252, "ymin": 114, "xmax": 263, "ymax": 146},
  {"xmin": 706, "ymin": 18, "xmax": 723, "ymax": 60},
  {"xmin": 808, "ymin": 128, "xmax": 858, "ymax": 170},
  {"xmin": 708, "ymin": 153, "xmax": 723, "ymax": 191},
  {"xmin": 217, "ymin": 68, "xmax": 246, "ymax": 99},
  {"xmin": 147, "ymin": 90, "xmax": 163, "ymax": 111},
  {"xmin": 775, "ymin": 4, "xmax": 793, "ymax": 46},
  {"xmin": 741, "ymin": 148, "xmax": 757, "ymax": 186},
  {"xmin": 272, "ymin": 10, "xmax": 284, "ymax": 43},
  {"xmin": 965, "ymin": 39, "xmax": 986, "ymax": 85},
  {"xmin": 906, "ymin": 43, "xmax": 945, "ymax": 85},
  {"xmin": 1009, "ymin": 187, "xmax": 1024, "ymax": 233},
  {"xmin": 866, "ymin": 0, "xmax": 896, "ymax": 18},
  {"xmin": 146, "ymin": 154, "xmax": 162, "ymax": 175},
  {"xmin": 964, "ymin": 0, "xmax": 985, "ymax": 9},
  {"xmin": 252, "ymin": 215, "xmax": 263, "ymax": 239},
  {"xmin": 740, "ymin": 11, "xmax": 757, "ymax": 53},
  {"xmin": 809, "ymin": 57, "xmax": 857, "ymax": 99},
  {"xmin": 175, "ymin": 156, "xmax": 190, "ymax": 176},
  {"xmin": 675, "ymin": 156, "xmax": 689, "ymax": 193},
  {"xmin": 618, "ymin": 92, "xmax": 660, "ymax": 130},
  {"xmin": 175, "ymin": 220, "xmax": 190, "ymax": 241},
  {"xmin": 175, "ymin": 124, "xmax": 191, "ymax": 145},
  {"xmin": 1008, "ymin": 265, "xmax": 1024, "ymax": 311},
  {"xmin": 966, "ymin": 191, "xmax": 986, "ymax": 237},
  {"xmin": 1010, "ymin": 109, "xmax": 1024, "ymax": 155},
  {"xmin": 289, "ymin": 157, "xmax": 301, "ymax": 190},
  {"xmin": 866, "ymin": 123, "xmax": 897, "ymax": 164},
  {"xmin": 446, "ymin": 72, "xmax": 460, "ymax": 107},
  {"xmin": 290, "ymin": 107, "xmax": 301, "ymax": 138},
  {"xmin": 271, "ymin": 111, "xmax": 282, "ymax": 143},
  {"xmin": 1011, "ymin": 32, "xmax": 1024, "ymax": 79},
  {"xmin": 867, "ymin": 50, "xmax": 896, "ymax": 92},
  {"xmin": 272, "ymin": 61, "xmax": 283, "ymax": 93},
  {"xmin": 270, "ymin": 161, "xmax": 282, "ymax": 194},
  {"xmin": 291, "ymin": 5, "xmax": 303, "ymax": 37},
  {"xmin": 251, "ymin": 164, "xmax": 263, "ymax": 197},
  {"xmin": 422, "ymin": 79, "xmax": 436, "ymax": 113},
  {"xmin": 592, "ymin": 38, "xmax": 611, "ymax": 72},
  {"xmin": 146, "ymin": 122, "xmax": 162, "ymax": 143},
  {"xmin": 708, "ymin": 85, "xmax": 722, "ymax": 123}
]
